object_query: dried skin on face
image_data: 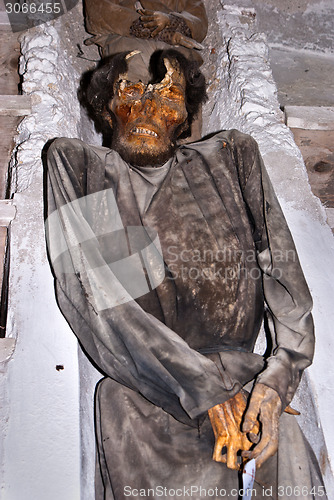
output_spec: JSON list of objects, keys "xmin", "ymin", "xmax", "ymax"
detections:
[{"xmin": 109, "ymin": 58, "xmax": 188, "ymax": 167}]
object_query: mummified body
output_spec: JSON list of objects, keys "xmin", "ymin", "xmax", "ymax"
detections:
[
  {"xmin": 46, "ymin": 51, "xmax": 326, "ymax": 499},
  {"xmin": 83, "ymin": 0, "xmax": 208, "ymax": 59},
  {"xmin": 83, "ymin": 0, "xmax": 208, "ymax": 142}
]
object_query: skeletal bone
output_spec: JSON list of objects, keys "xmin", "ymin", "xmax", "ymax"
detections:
[
  {"xmin": 125, "ymin": 50, "xmax": 141, "ymax": 60},
  {"xmin": 155, "ymin": 57, "xmax": 183, "ymax": 89},
  {"xmin": 117, "ymin": 55, "xmax": 184, "ymax": 96}
]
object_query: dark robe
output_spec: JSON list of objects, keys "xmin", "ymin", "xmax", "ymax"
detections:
[
  {"xmin": 46, "ymin": 130, "xmax": 325, "ymax": 499},
  {"xmin": 83, "ymin": 0, "xmax": 207, "ymax": 68},
  {"xmin": 84, "ymin": 0, "xmax": 208, "ymax": 44}
]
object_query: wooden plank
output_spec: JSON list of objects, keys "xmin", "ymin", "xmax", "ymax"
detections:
[
  {"xmin": 0, "ymin": 115, "xmax": 21, "ymax": 197},
  {"xmin": 0, "ymin": 31, "xmax": 20, "ymax": 94},
  {"xmin": 0, "ymin": 0, "xmax": 11, "ymax": 27},
  {"xmin": 0, "ymin": 95, "xmax": 32, "ymax": 116},
  {"xmin": 0, "ymin": 11, "xmax": 11, "ymax": 27},
  {"xmin": 291, "ymin": 128, "xmax": 334, "ymax": 208}
]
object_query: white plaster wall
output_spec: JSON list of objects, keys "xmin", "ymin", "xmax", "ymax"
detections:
[
  {"xmin": 1, "ymin": 187, "xmax": 81, "ymax": 500},
  {"xmin": 0, "ymin": 16, "xmax": 101, "ymax": 500}
]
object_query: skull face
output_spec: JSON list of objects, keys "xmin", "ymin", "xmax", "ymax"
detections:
[{"xmin": 108, "ymin": 57, "xmax": 188, "ymax": 167}]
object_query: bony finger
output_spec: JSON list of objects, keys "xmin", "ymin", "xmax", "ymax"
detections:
[
  {"xmin": 212, "ymin": 436, "xmax": 226, "ymax": 462},
  {"xmin": 182, "ymin": 41, "xmax": 193, "ymax": 48},
  {"xmin": 140, "ymin": 15, "xmax": 155, "ymax": 21},
  {"xmin": 142, "ymin": 22, "xmax": 158, "ymax": 29},
  {"xmin": 241, "ymin": 431, "xmax": 254, "ymax": 452},
  {"xmin": 208, "ymin": 404, "xmax": 229, "ymax": 436},
  {"xmin": 242, "ymin": 426, "xmax": 274, "ymax": 465},
  {"xmin": 214, "ymin": 451, "xmax": 227, "ymax": 464},
  {"xmin": 140, "ymin": 18, "xmax": 156, "ymax": 24},
  {"xmin": 248, "ymin": 432, "xmax": 260, "ymax": 444},
  {"xmin": 242, "ymin": 398, "xmax": 262, "ymax": 432},
  {"xmin": 245, "ymin": 430, "xmax": 269, "ymax": 457},
  {"xmin": 188, "ymin": 40, "xmax": 204, "ymax": 50},
  {"xmin": 226, "ymin": 443, "xmax": 240, "ymax": 470},
  {"xmin": 255, "ymin": 440, "xmax": 278, "ymax": 468},
  {"xmin": 242, "ymin": 413, "xmax": 258, "ymax": 433},
  {"xmin": 241, "ymin": 444, "xmax": 263, "ymax": 463},
  {"xmin": 151, "ymin": 26, "xmax": 162, "ymax": 37},
  {"xmin": 254, "ymin": 416, "xmax": 279, "ymax": 467}
]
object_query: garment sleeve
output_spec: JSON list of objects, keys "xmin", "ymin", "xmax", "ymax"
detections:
[
  {"xmin": 171, "ymin": 0, "xmax": 208, "ymax": 42},
  {"xmin": 84, "ymin": 0, "xmax": 208, "ymax": 42},
  {"xmin": 84, "ymin": 0, "xmax": 139, "ymax": 37},
  {"xmin": 236, "ymin": 133, "xmax": 315, "ymax": 409},
  {"xmin": 46, "ymin": 137, "xmax": 245, "ymax": 423}
]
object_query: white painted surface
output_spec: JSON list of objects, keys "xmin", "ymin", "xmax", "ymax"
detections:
[
  {"xmin": 0, "ymin": 338, "xmax": 15, "ymax": 363},
  {"xmin": 285, "ymin": 106, "xmax": 334, "ymax": 130},
  {"xmin": 0, "ymin": 18, "xmax": 101, "ymax": 500},
  {"xmin": 2, "ymin": 190, "xmax": 81, "ymax": 499},
  {"xmin": 0, "ymin": 200, "xmax": 16, "ymax": 226},
  {"xmin": 326, "ymin": 208, "xmax": 334, "ymax": 229}
]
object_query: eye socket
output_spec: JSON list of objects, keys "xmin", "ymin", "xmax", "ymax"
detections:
[
  {"xmin": 116, "ymin": 81, "xmax": 185, "ymax": 102},
  {"xmin": 158, "ymin": 85, "xmax": 184, "ymax": 101},
  {"xmin": 118, "ymin": 82, "xmax": 145, "ymax": 100}
]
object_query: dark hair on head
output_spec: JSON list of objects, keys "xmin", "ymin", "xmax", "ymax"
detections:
[
  {"xmin": 149, "ymin": 49, "xmax": 207, "ymax": 138},
  {"xmin": 78, "ymin": 49, "xmax": 207, "ymax": 142},
  {"xmin": 78, "ymin": 52, "xmax": 129, "ymax": 140}
]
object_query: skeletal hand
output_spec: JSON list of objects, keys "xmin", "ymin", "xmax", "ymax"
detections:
[
  {"xmin": 241, "ymin": 383, "xmax": 281, "ymax": 468},
  {"xmin": 139, "ymin": 9, "xmax": 171, "ymax": 37},
  {"xmin": 208, "ymin": 383, "xmax": 282, "ymax": 469},
  {"xmin": 208, "ymin": 390, "xmax": 259, "ymax": 470},
  {"xmin": 170, "ymin": 32, "xmax": 204, "ymax": 50}
]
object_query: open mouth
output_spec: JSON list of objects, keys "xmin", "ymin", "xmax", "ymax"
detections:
[{"xmin": 131, "ymin": 127, "xmax": 158, "ymax": 138}]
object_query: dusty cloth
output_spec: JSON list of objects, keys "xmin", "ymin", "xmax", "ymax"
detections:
[
  {"xmin": 95, "ymin": 377, "xmax": 325, "ymax": 500},
  {"xmin": 128, "ymin": 159, "xmax": 172, "ymax": 213},
  {"xmin": 46, "ymin": 130, "xmax": 324, "ymax": 498},
  {"xmin": 84, "ymin": 0, "xmax": 208, "ymax": 44},
  {"xmin": 83, "ymin": 0, "xmax": 207, "ymax": 64}
]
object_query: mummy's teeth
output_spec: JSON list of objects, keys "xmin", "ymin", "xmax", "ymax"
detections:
[{"xmin": 133, "ymin": 127, "xmax": 158, "ymax": 137}]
